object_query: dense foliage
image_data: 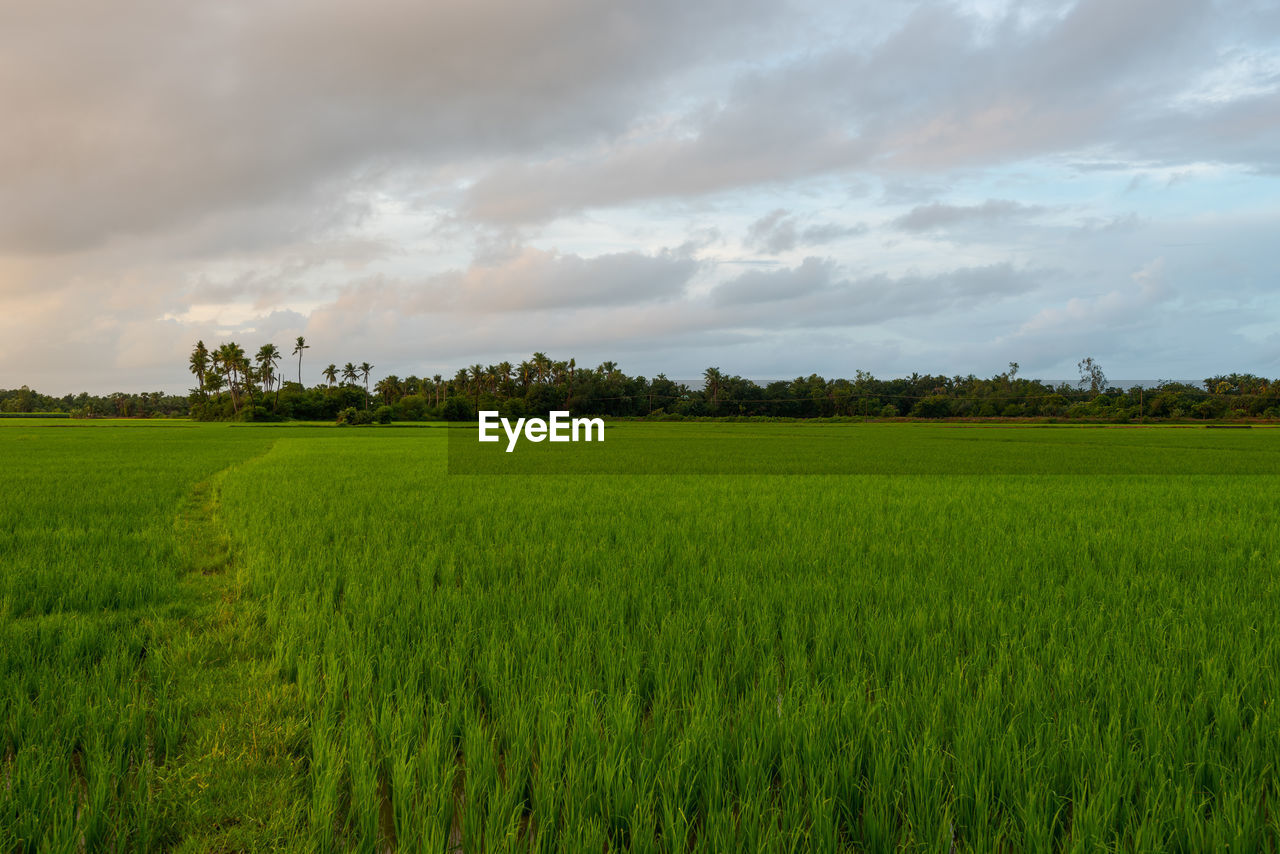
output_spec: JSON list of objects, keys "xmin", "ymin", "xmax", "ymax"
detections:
[{"xmin": 6, "ymin": 339, "xmax": 1280, "ymax": 421}]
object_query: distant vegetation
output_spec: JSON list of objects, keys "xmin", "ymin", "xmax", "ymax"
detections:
[{"xmin": 4, "ymin": 340, "xmax": 1279, "ymax": 421}]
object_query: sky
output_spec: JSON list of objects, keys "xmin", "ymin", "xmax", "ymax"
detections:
[{"xmin": 2, "ymin": 0, "xmax": 1278, "ymax": 395}]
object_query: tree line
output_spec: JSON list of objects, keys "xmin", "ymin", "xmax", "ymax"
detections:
[{"xmin": 5, "ymin": 344, "xmax": 1280, "ymax": 422}]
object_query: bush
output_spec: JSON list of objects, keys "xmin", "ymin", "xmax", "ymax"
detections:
[
  {"xmin": 375, "ymin": 405, "xmax": 393, "ymax": 424},
  {"xmin": 440, "ymin": 396, "xmax": 473, "ymax": 422},
  {"xmin": 337, "ymin": 407, "xmax": 375, "ymax": 426},
  {"xmin": 880, "ymin": 405, "xmax": 898, "ymax": 418}
]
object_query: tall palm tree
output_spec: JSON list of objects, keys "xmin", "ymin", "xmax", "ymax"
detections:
[
  {"xmin": 189, "ymin": 341, "xmax": 210, "ymax": 402},
  {"xmin": 432, "ymin": 374, "xmax": 443, "ymax": 406},
  {"xmin": 468, "ymin": 364, "xmax": 485, "ymax": 407},
  {"xmin": 255, "ymin": 343, "xmax": 282, "ymax": 408},
  {"xmin": 341, "ymin": 363, "xmax": 359, "ymax": 386},
  {"xmin": 703, "ymin": 366, "xmax": 723, "ymax": 408},
  {"xmin": 210, "ymin": 349, "xmax": 224, "ymax": 405},
  {"xmin": 518, "ymin": 361, "xmax": 533, "ymax": 390},
  {"xmin": 531, "ymin": 352, "xmax": 550, "ymax": 385},
  {"xmin": 217, "ymin": 342, "xmax": 246, "ymax": 415},
  {"xmin": 323, "ymin": 364, "xmax": 338, "ymax": 392},
  {"xmin": 359, "ymin": 362, "xmax": 374, "ymax": 408},
  {"xmin": 292, "ymin": 336, "xmax": 310, "ymax": 387}
]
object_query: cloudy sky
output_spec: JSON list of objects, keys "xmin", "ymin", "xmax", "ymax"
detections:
[{"xmin": 2, "ymin": 0, "xmax": 1278, "ymax": 394}]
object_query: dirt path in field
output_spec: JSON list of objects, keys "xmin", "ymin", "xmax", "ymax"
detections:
[{"xmin": 150, "ymin": 449, "xmax": 310, "ymax": 851}]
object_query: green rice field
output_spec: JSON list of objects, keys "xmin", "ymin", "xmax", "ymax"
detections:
[{"xmin": 2, "ymin": 420, "xmax": 1279, "ymax": 851}]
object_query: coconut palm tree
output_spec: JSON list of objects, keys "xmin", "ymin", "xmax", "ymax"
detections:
[
  {"xmin": 292, "ymin": 336, "xmax": 310, "ymax": 387},
  {"xmin": 323, "ymin": 364, "xmax": 338, "ymax": 392},
  {"xmin": 703, "ymin": 366, "xmax": 724, "ymax": 409},
  {"xmin": 217, "ymin": 342, "xmax": 246, "ymax": 415},
  {"xmin": 189, "ymin": 341, "xmax": 210, "ymax": 402},
  {"xmin": 468, "ymin": 364, "xmax": 485, "ymax": 407},
  {"xmin": 255, "ymin": 343, "xmax": 282, "ymax": 408},
  {"xmin": 432, "ymin": 374, "xmax": 443, "ymax": 406},
  {"xmin": 359, "ymin": 362, "xmax": 374, "ymax": 408},
  {"xmin": 531, "ymin": 352, "xmax": 550, "ymax": 385},
  {"xmin": 341, "ymin": 363, "xmax": 359, "ymax": 386}
]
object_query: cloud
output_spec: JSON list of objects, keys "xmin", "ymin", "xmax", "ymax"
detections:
[
  {"xmin": 894, "ymin": 199, "xmax": 1049, "ymax": 231},
  {"xmin": 714, "ymin": 257, "xmax": 835, "ymax": 304},
  {"xmin": 3, "ymin": 0, "xmax": 1280, "ymax": 393},
  {"xmin": 744, "ymin": 210, "xmax": 868, "ymax": 253},
  {"xmin": 0, "ymin": 0, "xmax": 779, "ymax": 253}
]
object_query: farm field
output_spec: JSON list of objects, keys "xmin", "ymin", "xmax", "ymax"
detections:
[{"xmin": 2, "ymin": 420, "xmax": 1279, "ymax": 851}]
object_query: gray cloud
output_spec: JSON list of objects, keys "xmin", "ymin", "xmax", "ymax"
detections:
[
  {"xmin": 0, "ymin": 0, "xmax": 778, "ymax": 253},
  {"xmin": 744, "ymin": 210, "xmax": 869, "ymax": 253},
  {"xmin": 714, "ymin": 257, "xmax": 836, "ymax": 304},
  {"xmin": 456, "ymin": 0, "xmax": 1280, "ymax": 224},
  {"xmin": 894, "ymin": 199, "xmax": 1049, "ymax": 231},
  {"xmin": 3, "ymin": 0, "xmax": 1279, "ymax": 393}
]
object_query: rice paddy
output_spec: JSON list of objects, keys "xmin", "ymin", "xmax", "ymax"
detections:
[{"xmin": 2, "ymin": 420, "xmax": 1279, "ymax": 851}]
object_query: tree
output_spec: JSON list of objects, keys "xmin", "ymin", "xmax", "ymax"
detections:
[
  {"xmin": 323, "ymin": 364, "xmax": 338, "ymax": 392},
  {"xmin": 341, "ymin": 363, "xmax": 359, "ymax": 386},
  {"xmin": 1078, "ymin": 357, "xmax": 1107, "ymax": 394},
  {"xmin": 292, "ymin": 336, "xmax": 310, "ymax": 387},
  {"xmin": 468, "ymin": 364, "xmax": 485, "ymax": 407},
  {"xmin": 255, "ymin": 343, "xmax": 282, "ymax": 408},
  {"xmin": 217, "ymin": 342, "xmax": 246, "ymax": 415},
  {"xmin": 189, "ymin": 341, "xmax": 210, "ymax": 401},
  {"xmin": 531, "ymin": 352, "xmax": 550, "ymax": 385},
  {"xmin": 359, "ymin": 362, "xmax": 374, "ymax": 408},
  {"xmin": 703, "ymin": 367, "xmax": 724, "ymax": 408}
]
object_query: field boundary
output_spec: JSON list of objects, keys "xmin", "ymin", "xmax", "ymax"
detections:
[{"xmin": 149, "ymin": 445, "xmax": 310, "ymax": 850}]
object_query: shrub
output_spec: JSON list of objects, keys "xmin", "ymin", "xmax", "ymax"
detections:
[
  {"xmin": 440, "ymin": 397, "xmax": 473, "ymax": 422},
  {"xmin": 337, "ymin": 407, "xmax": 375, "ymax": 426},
  {"xmin": 375, "ymin": 405, "xmax": 393, "ymax": 425}
]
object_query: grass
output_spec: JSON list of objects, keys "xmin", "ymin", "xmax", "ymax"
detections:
[{"xmin": 2, "ymin": 420, "xmax": 1279, "ymax": 851}]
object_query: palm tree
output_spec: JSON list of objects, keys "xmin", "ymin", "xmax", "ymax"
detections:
[
  {"xmin": 531, "ymin": 352, "xmax": 550, "ymax": 385},
  {"xmin": 341, "ymin": 363, "xmax": 359, "ymax": 386},
  {"xmin": 217, "ymin": 342, "xmax": 246, "ymax": 415},
  {"xmin": 323, "ymin": 364, "xmax": 338, "ymax": 392},
  {"xmin": 292, "ymin": 336, "xmax": 310, "ymax": 387},
  {"xmin": 703, "ymin": 366, "xmax": 723, "ymax": 409},
  {"xmin": 255, "ymin": 343, "xmax": 282, "ymax": 408},
  {"xmin": 359, "ymin": 362, "xmax": 373, "ymax": 408},
  {"xmin": 189, "ymin": 341, "xmax": 210, "ymax": 402},
  {"xmin": 468, "ymin": 364, "xmax": 485, "ymax": 407},
  {"xmin": 375, "ymin": 376, "xmax": 402, "ymax": 405},
  {"xmin": 518, "ymin": 361, "xmax": 533, "ymax": 390},
  {"xmin": 432, "ymin": 374, "xmax": 443, "ymax": 406}
]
